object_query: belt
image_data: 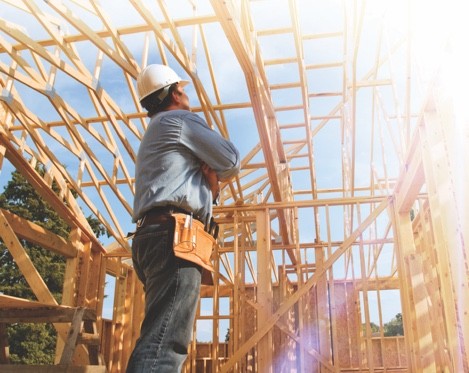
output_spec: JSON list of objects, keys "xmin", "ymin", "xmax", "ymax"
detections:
[
  {"xmin": 137, "ymin": 206, "xmax": 199, "ymax": 228},
  {"xmin": 135, "ymin": 206, "xmax": 218, "ymax": 239}
]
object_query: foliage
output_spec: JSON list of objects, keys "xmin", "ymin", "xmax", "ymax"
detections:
[
  {"xmin": 362, "ymin": 321, "xmax": 380, "ymax": 335},
  {"xmin": 0, "ymin": 166, "xmax": 107, "ymax": 364},
  {"xmin": 6, "ymin": 323, "xmax": 57, "ymax": 365},
  {"xmin": 362, "ymin": 313, "xmax": 404, "ymax": 337},
  {"xmin": 383, "ymin": 313, "xmax": 404, "ymax": 337}
]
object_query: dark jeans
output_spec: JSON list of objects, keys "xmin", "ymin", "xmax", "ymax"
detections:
[{"xmin": 126, "ymin": 222, "xmax": 202, "ymax": 373}]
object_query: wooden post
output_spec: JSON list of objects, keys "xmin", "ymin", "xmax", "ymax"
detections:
[
  {"xmin": 110, "ymin": 267, "xmax": 126, "ymax": 373},
  {"xmin": 256, "ymin": 209, "xmax": 273, "ymax": 373},
  {"xmin": 420, "ymin": 107, "xmax": 469, "ymax": 371},
  {"xmin": 325, "ymin": 206, "xmax": 340, "ymax": 373},
  {"xmin": 211, "ymin": 241, "xmax": 220, "ymax": 373},
  {"xmin": 294, "ymin": 207, "xmax": 306, "ymax": 372},
  {"xmin": 315, "ymin": 245, "xmax": 332, "ymax": 372},
  {"xmin": 358, "ymin": 242, "xmax": 374, "ymax": 373},
  {"xmin": 0, "ymin": 323, "xmax": 9, "ymax": 363},
  {"xmin": 232, "ymin": 213, "xmax": 240, "ymax": 371},
  {"xmin": 391, "ymin": 202, "xmax": 420, "ymax": 372},
  {"xmin": 121, "ymin": 267, "xmax": 135, "ymax": 370},
  {"xmin": 130, "ymin": 276, "xmax": 144, "ymax": 355}
]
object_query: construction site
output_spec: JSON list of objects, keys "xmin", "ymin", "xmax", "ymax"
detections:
[{"xmin": 0, "ymin": 0, "xmax": 467, "ymax": 372}]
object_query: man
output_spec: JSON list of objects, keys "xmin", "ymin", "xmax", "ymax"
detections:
[{"xmin": 127, "ymin": 64, "xmax": 240, "ymax": 372}]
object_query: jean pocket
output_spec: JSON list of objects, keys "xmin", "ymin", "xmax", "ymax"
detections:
[{"xmin": 133, "ymin": 226, "xmax": 174, "ymax": 275}]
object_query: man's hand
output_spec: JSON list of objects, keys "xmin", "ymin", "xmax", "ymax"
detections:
[{"xmin": 201, "ymin": 162, "xmax": 220, "ymax": 201}]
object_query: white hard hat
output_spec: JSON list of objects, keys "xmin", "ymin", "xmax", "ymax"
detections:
[{"xmin": 136, "ymin": 64, "xmax": 190, "ymax": 102}]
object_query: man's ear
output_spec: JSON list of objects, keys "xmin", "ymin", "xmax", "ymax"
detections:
[{"xmin": 171, "ymin": 88, "xmax": 180, "ymax": 104}]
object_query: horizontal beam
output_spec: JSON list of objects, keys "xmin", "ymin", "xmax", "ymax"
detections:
[
  {"xmin": 0, "ymin": 366, "xmax": 106, "ymax": 373},
  {"xmin": 0, "ymin": 307, "xmax": 96, "ymax": 323},
  {"xmin": 214, "ymin": 195, "xmax": 387, "ymax": 214},
  {"xmin": 0, "ymin": 208, "xmax": 77, "ymax": 258},
  {"xmin": 0, "ymin": 294, "xmax": 96, "ymax": 322}
]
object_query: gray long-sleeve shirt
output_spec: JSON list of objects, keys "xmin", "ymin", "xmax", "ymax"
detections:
[{"xmin": 133, "ymin": 109, "xmax": 240, "ymax": 223}]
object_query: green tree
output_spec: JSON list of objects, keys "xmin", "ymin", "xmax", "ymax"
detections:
[
  {"xmin": 362, "ymin": 321, "xmax": 380, "ymax": 336},
  {"xmin": 0, "ymin": 167, "xmax": 106, "ymax": 364},
  {"xmin": 384, "ymin": 313, "xmax": 404, "ymax": 337}
]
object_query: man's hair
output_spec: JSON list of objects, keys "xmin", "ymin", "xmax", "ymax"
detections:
[{"xmin": 140, "ymin": 83, "xmax": 178, "ymax": 117}]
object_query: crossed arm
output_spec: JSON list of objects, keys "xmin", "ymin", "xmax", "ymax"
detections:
[{"xmin": 201, "ymin": 162, "xmax": 220, "ymax": 203}]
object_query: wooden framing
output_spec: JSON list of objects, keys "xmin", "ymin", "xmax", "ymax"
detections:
[{"xmin": 0, "ymin": 0, "xmax": 467, "ymax": 372}]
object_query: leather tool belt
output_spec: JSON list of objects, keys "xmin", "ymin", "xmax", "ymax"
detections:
[
  {"xmin": 172, "ymin": 213, "xmax": 215, "ymax": 275},
  {"xmin": 133, "ymin": 206, "xmax": 216, "ymax": 285}
]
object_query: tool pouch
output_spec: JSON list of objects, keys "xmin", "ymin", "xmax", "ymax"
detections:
[{"xmin": 172, "ymin": 213, "xmax": 215, "ymax": 285}]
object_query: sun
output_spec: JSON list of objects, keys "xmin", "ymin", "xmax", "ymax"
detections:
[{"xmin": 410, "ymin": 0, "xmax": 469, "ymax": 86}]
